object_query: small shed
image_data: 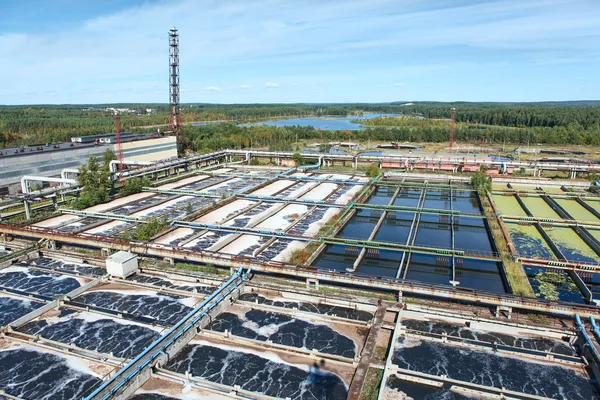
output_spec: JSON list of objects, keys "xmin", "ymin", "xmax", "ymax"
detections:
[{"xmin": 106, "ymin": 251, "xmax": 138, "ymax": 278}]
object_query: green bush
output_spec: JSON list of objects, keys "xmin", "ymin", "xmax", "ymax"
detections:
[
  {"xmin": 471, "ymin": 168, "xmax": 492, "ymax": 194},
  {"xmin": 365, "ymin": 163, "xmax": 381, "ymax": 178}
]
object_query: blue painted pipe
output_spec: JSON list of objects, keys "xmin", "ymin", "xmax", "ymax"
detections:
[
  {"xmin": 83, "ymin": 268, "xmax": 245, "ymax": 400},
  {"xmin": 575, "ymin": 314, "xmax": 600, "ymax": 365},
  {"xmin": 590, "ymin": 316, "xmax": 600, "ymax": 344}
]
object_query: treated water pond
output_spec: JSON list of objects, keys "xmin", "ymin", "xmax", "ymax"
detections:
[
  {"xmin": 338, "ymin": 209, "xmax": 381, "ymax": 239},
  {"xmin": 505, "ymin": 222, "xmax": 556, "ymax": 260},
  {"xmin": 373, "ymin": 212, "xmax": 414, "ymax": 244},
  {"xmin": 452, "ymin": 191, "xmax": 482, "ymax": 215},
  {"xmin": 545, "ymin": 227, "xmax": 600, "ymax": 264},
  {"xmin": 392, "ymin": 188, "xmax": 421, "ymax": 207},
  {"xmin": 313, "ymin": 244, "xmax": 358, "ymax": 272},
  {"xmin": 404, "ymin": 254, "xmax": 506, "ymax": 293},
  {"xmin": 520, "ymin": 196, "xmax": 560, "ymax": 219},
  {"xmin": 357, "ymin": 248, "xmax": 403, "ymax": 277},
  {"xmin": 555, "ymin": 198, "xmax": 598, "ymax": 222},
  {"xmin": 524, "ymin": 265, "xmax": 586, "ymax": 304},
  {"xmin": 367, "ymin": 186, "xmax": 395, "ymax": 205},
  {"xmin": 492, "ymin": 194, "xmax": 527, "ymax": 216}
]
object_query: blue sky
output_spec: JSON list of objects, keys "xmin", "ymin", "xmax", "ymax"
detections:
[{"xmin": 1, "ymin": 0, "xmax": 599, "ymax": 104}]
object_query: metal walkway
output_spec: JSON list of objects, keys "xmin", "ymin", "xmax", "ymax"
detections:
[{"xmin": 82, "ymin": 268, "xmax": 250, "ymax": 400}]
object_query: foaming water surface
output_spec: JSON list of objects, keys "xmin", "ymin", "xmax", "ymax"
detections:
[
  {"xmin": 18, "ymin": 309, "xmax": 161, "ymax": 359},
  {"xmin": 239, "ymin": 293, "xmax": 374, "ymax": 321},
  {"xmin": 72, "ymin": 289, "xmax": 197, "ymax": 326},
  {"xmin": 165, "ymin": 342, "xmax": 348, "ymax": 399},
  {"xmin": 210, "ymin": 308, "xmax": 357, "ymax": 358},
  {"xmin": 393, "ymin": 337, "xmax": 596, "ymax": 399},
  {"xmin": 0, "ymin": 344, "xmax": 101, "ymax": 400}
]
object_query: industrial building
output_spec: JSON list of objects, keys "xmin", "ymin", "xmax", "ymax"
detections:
[{"xmin": 0, "ymin": 135, "xmax": 177, "ymax": 195}]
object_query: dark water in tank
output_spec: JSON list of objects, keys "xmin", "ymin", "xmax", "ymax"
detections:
[
  {"xmin": 403, "ymin": 319, "xmax": 576, "ymax": 355},
  {"xmin": 239, "ymin": 293, "xmax": 373, "ymax": 321},
  {"xmin": 0, "ymin": 266, "xmax": 82, "ymax": 296},
  {"xmin": 392, "ymin": 335, "xmax": 598, "ymax": 399},
  {"xmin": 524, "ymin": 265, "xmax": 586, "ymax": 304},
  {"xmin": 210, "ymin": 309, "xmax": 356, "ymax": 357},
  {"xmin": 165, "ymin": 343, "xmax": 348, "ymax": 399},
  {"xmin": 18, "ymin": 309, "xmax": 161, "ymax": 359},
  {"xmin": 72, "ymin": 290, "xmax": 196, "ymax": 326},
  {"xmin": 415, "ymin": 214, "xmax": 452, "ymax": 248},
  {"xmin": 357, "ymin": 248, "xmax": 404, "ymax": 278},
  {"xmin": 27, "ymin": 257, "xmax": 105, "ymax": 277},
  {"xmin": 367, "ymin": 186, "xmax": 395, "ymax": 205},
  {"xmin": 387, "ymin": 376, "xmax": 480, "ymax": 399},
  {"xmin": 0, "ymin": 347, "xmax": 101, "ymax": 400},
  {"xmin": 374, "ymin": 212, "xmax": 414, "ymax": 244},
  {"xmin": 405, "ymin": 254, "xmax": 506, "ymax": 293},
  {"xmin": 392, "ymin": 188, "xmax": 421, "ymax": 208},
  {"xmin": 312, "ymin": 243, "xmax": 359, "ymax": 272},
  {"xmin": 0, "ymin": 294, "xmax": 44, "ymax": 326},
  {"xmin": 338, "ymin": 209, "xmax": 382, "ymax": 239},
  {"xmin": 126, "ymin": 274, "xmax": 215, "ymax": 294}
]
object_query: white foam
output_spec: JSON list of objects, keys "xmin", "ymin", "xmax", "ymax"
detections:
[
  {"xmin": 336, "ymin": 184, "xmax": 363, "ymax": 205},
  {"xmin": 241, "ymin": 318, "xmax": 294, "ymax": 337},
  {"xmin": 158, "ymin": 174, "xmax": 210, "ymax": 190},
  {"xmin": 154, "ymin": 228, "xmax": 194, "ymax": 245},
  {"xmin": 256, "ymin": 204, "xmax": 308, "ymax": 230},
  {"xmin": 200, "ymin": 178, "xmax": 242, "ymax": 193},
  {"xmin": 304, "ymin": 207, "xmax": 341, "ymax": 237},
  {"xmin": 130, "ymin": 196, "xmax": 194, "ymax": 218},
  {"xmin": 219, "ymin": 235, "xmax": 260, "ymax": 255},
  {"xmin": 178, "ymin": 297, "xmax": 201, "ymax": 308},
  {"xmin": 272, "ymin": 240, "xmax": 309, "ymax": 262},
  {"xmin": 300, "ymin": 182, "xmax": 338, "ymax": 200},
  {"xmin": 0, "ymin": 265, "xmax": 31, "ymax": 274},
  {"xmin": 83, "ymin": 220, "xmax": 125, "ymax": 235},
  {"xmin": 198, "ymin": 200, "xmax": 255, "ymax": 224},
  {"xmin": 251, "ymin": 180, "xmax": 295, "ymax": 196}
]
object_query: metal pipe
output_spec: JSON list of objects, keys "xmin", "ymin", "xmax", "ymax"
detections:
[
  {"xmin": 109, "ymin": 160, "xmax": 154, "ymax": 174},
  {"xmin": 20, "ymin": 176, "xmax": 77, "ymax": 195},
  {"xmin": 60, "ymin": 168, "xmax": 80, "ymax": 180}
]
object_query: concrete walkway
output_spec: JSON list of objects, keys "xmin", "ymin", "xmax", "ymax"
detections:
[{"xmin": 347, "ymin": 305, "xmax": 386, "ymax": 400}]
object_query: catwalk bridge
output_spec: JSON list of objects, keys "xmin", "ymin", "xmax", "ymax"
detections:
[{"xmin": 82, "ymin": 267, "xmax": 249, "ymax": 400}]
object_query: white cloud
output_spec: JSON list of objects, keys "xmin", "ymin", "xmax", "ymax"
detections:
[
  {"xmin": 393, "ymin": 82, "xmax": 405, "ymax": 87},
  {"xmin": 0, "ymin": 0, "xmax": 599, "ymax": 103}
]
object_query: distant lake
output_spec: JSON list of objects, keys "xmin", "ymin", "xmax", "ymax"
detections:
[{"xmin": 238, "ymin": 113, "xmax": 402, "ymax": 130}]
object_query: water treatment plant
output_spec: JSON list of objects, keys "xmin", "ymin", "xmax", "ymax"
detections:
[{"xmin": 1, "ymin": 149, "xmax": 600, "ymax": 400}]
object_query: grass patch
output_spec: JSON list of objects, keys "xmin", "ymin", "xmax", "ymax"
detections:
[
  {"xmin": 373, "ymin": 346, "xmax": 387, "ymax": 361},
  {"xmin": 526, "ymin": 313, "xmax": 552, "ymax": 326},
  {"xmin": 6, "ymin": 210, "xmax": 59, "ymax": 225},
  {"xmin": 481, "ymin": 193, "xmax": 535, "ymax": 297},
  {"xmin": 319, "ymin": 285, "xmax": 396, "ymax": 301},
  {"xmin": 174, "ymin": 262, "xmax": 230, "ymax": 276},
  {"xmin": 359, "ymin": 368, "xmax": 383, "ymax": 400}
]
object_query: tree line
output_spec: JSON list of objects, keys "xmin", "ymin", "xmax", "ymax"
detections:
[{"xmin": 2, "ymin": 102, "xmax": 600, "ymax": 148}]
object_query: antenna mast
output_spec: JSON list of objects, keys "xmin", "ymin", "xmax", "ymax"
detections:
[
  {"xmin": 169, "ymin": 27, "xmax": 186, "ymax": 154},
  {"xmin": 113, "ymin": 112, "xmax": 125, "ymax": 185},
  {"xmin": 449, "ymin": 107, "xmax": 456, "ymax": 151}
]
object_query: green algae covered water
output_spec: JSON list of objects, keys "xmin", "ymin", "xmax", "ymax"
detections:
[
  {"xmin": 492, "ymin": 194, "xmax": 527, "ymax": 216},
  {"xmin": 554, "ymin": 198, "xmax": 598, "ymax": 222},
  {"xmin": 505, "ymin": 222, "xmax": 556, "ymax": 260},
  {"xmin": 520, "ymin": 196, "xmax": 560, "ymax": 219},
  {"xmin": 545, "ymin": 226, "xmax": 600, "ymax": 264}
]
